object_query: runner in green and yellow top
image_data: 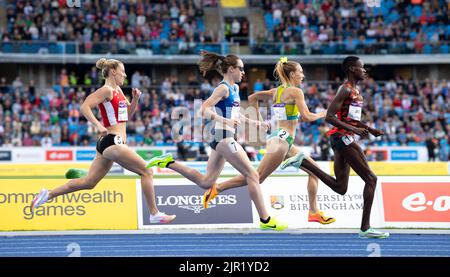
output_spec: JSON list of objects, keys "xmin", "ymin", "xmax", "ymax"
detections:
[{"xmin": 203, "ymin": 57, "xmax": 339, "ymax": 224}]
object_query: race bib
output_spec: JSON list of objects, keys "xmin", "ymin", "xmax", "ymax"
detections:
[
  {"xmin": 231, "ymin": 102, "xmax": 240, "ymax": 119},
  {"xmin": 272, "ymin": 103, "xmax": 287, "ymax": 120},
  {"xmin": 118, "ymin": 101, "xmax": 128, "ymax": 121},
  {"xmin": 342, "ymin": 135, "xmax": 354, "ymax": 145},
  {"xmin": 228, "ymin": 141, "xmax": 239, "ymax": 153},
  {"xmin": 276, "ymin": 129, "xmax": 289, "ymax": 140},
  {"xmin": 114, "ymin": 135, "xmax": 124, "ymax": 145},
  {"xmin": 348, "ymin": 101, "xmax": 363, "ymax": 121}
]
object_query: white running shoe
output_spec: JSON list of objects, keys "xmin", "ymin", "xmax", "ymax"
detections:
[
  {"xmin": 31, "ymin": 189, "xmax": 49, "ymax": 212},
  {"xmin": 359, "ymin": 227, "xmax": 390, "ymax": 239},
  {"xmin": 149, "ymin": 211, "xmax": 176, "ymax": 224}
]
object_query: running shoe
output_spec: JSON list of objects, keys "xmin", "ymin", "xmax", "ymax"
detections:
[
  {"xmin": 146, "ymin": 153, "xmax": 174, "ymax": 168},
  {"xmin": 280, "ymin": 152, "xmax": 305, "ymax": 170},
  {"xmin": 359, "ymin": 228, "xmax": 390, "ymax": 239},
  {"xmin": 260, "ymin": 217, "xmax": 288, "ymax": 231},
  {"xmin": 149, "ymin": 212, "xmax": 176, "ymax": 224},
  {"xmin": 202, "ymin": 183, "xmax": 219, "ymax": 209},
  {"xmin": 65, "ymin": 168, "xmax": 88, "ymax": 179},
  {"xmin": 31, "ymin": 189, "xmax": 49, "ymax": 212},
  {"xmin": 308, "ymin": 211, "xmax": 336, "ymax": 224}
]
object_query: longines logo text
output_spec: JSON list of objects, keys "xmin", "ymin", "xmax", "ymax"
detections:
[{"xmin": 157, "ymin": 194, "xmax": 237, "ymax": 213}]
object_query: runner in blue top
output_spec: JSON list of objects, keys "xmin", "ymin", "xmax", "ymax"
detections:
[
  {"xmin": 203, "ymin": 57, "xmax": 338, "ymax": 224},
  {"xmin": 148, "ymin": 51, "xmax": 287, "ymax": 230}
]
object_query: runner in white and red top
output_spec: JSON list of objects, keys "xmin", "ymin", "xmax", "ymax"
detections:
[
  {"xmin": 98, "ymin": 88, "xmax": 129, "ymax": 127},
  {"xmin": 31, "ymin": 58, "xmax": 176, "ymax": 224}
]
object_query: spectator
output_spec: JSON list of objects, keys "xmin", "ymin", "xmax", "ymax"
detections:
[
  {"xmin": 426, "ymin": 134, "xmax": 437, "ymax": 161},
  {"xmin": 176, "ymin": 139, "xmax": 191, "ymax": 161},
  {"xmin": 310, "ymin": 142, "xmax": 321, "ymax": 160},
  {"xmin": 319, "ymin": 136, "xmax": 331, "ymax": 161},
  {"xmin": 131, "ymin": 71, "xmax": 143, "ymax": 88},
  {"xmin": 41, "ymin": 132, "xmax": 53, "ymax": 147},
  {"xmin": 231, "ymin": 19, "xmax": 241, "ymax": 36},
  {"xmin": 253, "ymin": 78, "xmax": 263, "ymax": 92}
]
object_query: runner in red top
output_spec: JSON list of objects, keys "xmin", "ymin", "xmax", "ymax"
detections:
[
  {"xmin": 30, "ymin": 58, "xmax": 175, "ymax": 224},
  {"xmin": 326, "ymin": 81, "xmax": 364, "ymax": 138},
  {"xmin": 325, "ymin": 56, "xmax": 389, "ymax": 238},
  {"xmin": 98, "ymin": 88, "xmax": 129, "ymax": 127}
]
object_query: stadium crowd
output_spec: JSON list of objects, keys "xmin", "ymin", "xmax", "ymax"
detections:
[
  {"xmin": 0, "ymin": 69, "xmax": 449, "ymax": 161},
  {"xmin": 250, "ymin": 0, "xmax": 449, "ymax": 54},
  {"xmin": 3, "ymin": 0, "xmax": 449, "ymax": 55},
  {"xmin": 2, "ymin": 0, "xmax": 219, "ymax": 54}
]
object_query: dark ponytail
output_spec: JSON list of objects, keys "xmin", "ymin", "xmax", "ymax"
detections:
[{"xmin": 198, "ymin": 50, "xmax": 240, "ymax": 76}]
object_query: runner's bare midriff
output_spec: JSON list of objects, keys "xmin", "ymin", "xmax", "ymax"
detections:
[{"xmin": 107, "ymin": 122, "xmax": 127, "ymax": 142}]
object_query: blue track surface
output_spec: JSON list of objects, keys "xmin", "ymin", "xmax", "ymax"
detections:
[{"xmin": 1, "ymin": 233, "xmax": 449, "ymax": 257}]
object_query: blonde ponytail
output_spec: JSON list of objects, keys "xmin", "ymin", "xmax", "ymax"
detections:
[
  {"xmin": 273, "ymin": 59, "xmax": 299, "ymax": 87},
  {"xmin": 95, "ymin": 58, "xmax": 122, "ymax": 79}
]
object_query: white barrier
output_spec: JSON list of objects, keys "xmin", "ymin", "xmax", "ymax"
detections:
[
  {"xmin": 137, "ymin": 176, "xmax": 450, "ymax": 230},
  {"xmin": 256, "ymin": 176, "xmax": 378, "ymax": 229},
  {"xmin": 136, "ymin": 178, "xmax": 255, "ymax": 230},
  {"xmin": 0, "ymin": 145, "xmax": 435, "ymax": 162},
  {"xmin": 0, "ymin": 147, "xmax": 176, "ymax": 163},
  {"xmin": 368, "ymin": 146, "xmax": 428, "ymax": 161},
  {"xmin": 259, "ymin": 176, "xmax": 450, "ymax": 229}
]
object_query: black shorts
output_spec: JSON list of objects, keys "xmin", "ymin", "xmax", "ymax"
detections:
[
  {"xmin": 208, "ymin": 129, "xmax": 236, "ymax": 150},
  {"xmin": 330, "ymin": 134, "xmax": 354, "ymax": 152},
  {"xmin": 96, "ymin": 134, "xmax": 125, "ymax": 154}
]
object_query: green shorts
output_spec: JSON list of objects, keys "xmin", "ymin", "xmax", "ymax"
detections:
[{"xmin": 266, "ymin": 128, "xmax": 294, "ymax": 150}]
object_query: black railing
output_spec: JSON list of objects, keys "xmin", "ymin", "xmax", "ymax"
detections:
[{"xmin": 1, "ymin": 40, "xmax": 449, "ymax": 55}]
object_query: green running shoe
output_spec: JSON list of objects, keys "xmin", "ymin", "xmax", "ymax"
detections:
[
  {"xmin": 146, "ymin": 153, "xmax": 175, "ymax": 168},
  {"xmin": 260, "ymin": 217, "xmax": 288, "ymax": 231},
  {"xmin": 65, "ymin": 168, "xmax": 88, "ymax": 179}
]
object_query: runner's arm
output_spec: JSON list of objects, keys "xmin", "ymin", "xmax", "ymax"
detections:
[
  {"xmin": 80, "ymin": 86, "xmax": 112, "ymax": 129},
  {"xmin": 293, "ymin": 88, "xmax": 325, "ymax": 122}
]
